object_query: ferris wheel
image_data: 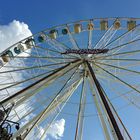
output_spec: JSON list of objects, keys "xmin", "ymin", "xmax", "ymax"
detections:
[{"xmin": 0, "ymin": 17, "xmax": 140, "ymax": 140}]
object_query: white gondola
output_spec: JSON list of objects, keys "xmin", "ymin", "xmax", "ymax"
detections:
[
  {"xmin": 38, "ymin": 33, "xmax": 46, "ymax": 42},
  {"xmin": 25, "ymin": 38, "xmax": 35, "ymax": 49},
  {"xmin": 14, "ymin": 44, "xmax": 25, "ymax": 54},
  {"xmin": 49, "ymin": 30, "xmax": 58, "ymax": 39},
  {"xmin": 1, "ymin": 54, "xmax": 11, "ymax": 62},
  {"xmin": 1, "ymin": 50, "xmax": 13, "ymax": 62}
]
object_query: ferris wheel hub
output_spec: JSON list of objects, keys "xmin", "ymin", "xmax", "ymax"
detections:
[{"xmin": 61, "ymin": 49, "xmax": 109, "ymax": 55}]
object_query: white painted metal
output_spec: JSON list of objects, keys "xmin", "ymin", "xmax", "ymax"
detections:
[
  {"xmin": 94, "ymin": 25, "xmax": 117, "ymax": 49},
  {"xmin": 88, "ymin": 78, "xmax": 111, "ymax": 140},
  {"xmin": 1, "ymin": 60, "xmax": 82, "ymax": 106},
  {"xmin": 40, "ymin": 78, "xmax": 83, "ymax": 140},
  {"xmin": 12, "ymin": 78, "xmax": 82, "ymax": 139},
  {"xmin": 87, "ymin": 64, "xmax": 118, "ymax": 140}
]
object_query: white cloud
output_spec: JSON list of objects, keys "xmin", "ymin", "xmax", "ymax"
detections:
[
  {"xmin": 40, "ymin": 118, "xmax": 65, "ymax": 140},
  {"xmin": 0, "ymin": 20, "xmax": 33, "ymax": 135},
  {"xmin": 0, "ymin": 20, "xmax": 66, "ymax": 140},
  {"xmin": 0, "ymin": 20, "xmax": 32, "ymax": 52},
  {"xmin": 0, "ymin": 20, "xmax": 32, "ymax": 95}
]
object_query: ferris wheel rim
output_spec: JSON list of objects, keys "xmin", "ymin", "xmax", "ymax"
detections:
[{"xmin": 1, "ymin": 17, "xmax": 140, "ymax": 140}]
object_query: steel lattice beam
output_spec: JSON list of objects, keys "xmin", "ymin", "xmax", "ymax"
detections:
[
  {"xmin": 0, "ymin": 59, "xmax": 81, "ymax": 106},
  {"xmin": 86, "ymin": 61, "xmax": 124, "ymax": 140}
]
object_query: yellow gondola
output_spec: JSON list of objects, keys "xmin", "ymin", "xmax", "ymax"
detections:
[
  {"xmin": 127, "ymin": 20, "xmax": 136, "ymax": 31},
  {"xmin": 87, "ymin": 23, "xmax": 94, "ymax": 30},
  {"xmin": 100, "ymin": 20, "xmax": 108, "ymax": 30},
  {"xmin": 114, "ymin": 20, "xmax": 121, "ymax": 29},
  {"xmin": 74, "ymin": 24, "xmax": 82, "ymax": 33}
]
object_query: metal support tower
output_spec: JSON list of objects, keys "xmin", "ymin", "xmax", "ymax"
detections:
[{"xmin": 86, "ymin": 61, "xmax": 124, "ymax": 140}]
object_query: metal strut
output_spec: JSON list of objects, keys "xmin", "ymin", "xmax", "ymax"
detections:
[
  {"xmin": 0, "ymin": 59, "xmax": 81, "ymax": 106},
  {"xmin": 86, "ymin": 61, "xmax": 124, "ymax": 140}
]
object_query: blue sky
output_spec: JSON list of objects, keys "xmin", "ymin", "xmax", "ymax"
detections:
[
  {"xmin": 0, "ymin": 0, "xmax": 140, "ymax": 140},
  {"xmin": 0, "ymin": 0, "xmax": 140, "ymax": 33}
]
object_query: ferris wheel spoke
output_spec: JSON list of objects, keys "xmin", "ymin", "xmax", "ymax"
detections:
[
  {"xmin": 46, "ymin": 35, "xmax": 71, "ymax": 51},
  {"xmin": 0, "ymin": 59, "xmax": 81, "ymax": 106},
  {"xmin": 103, "ymin": 24, "xmax": 140, "ymax": 49},
  {"xmin": 44, "ymin": 38, "xmax": 80, "ymax": 60},
  {"xmin": 25, "ymin": 78, "xmax": 80, "ymax": 119},
  {"xmin": 94, "ymin": 19, "xmax": 117, "ymax": 49},
  {"xmin": 116, "ymin": 101, "xmax": 140, "ymax": 113},
  {"xmin": 101, "ymin": 87, "xmax": 132, "ymax": 140},
  {"xmin": 35, "ymin": 45, "xmax": 62, "ymax": 54},
  {"xmin": 115, "ymin": 61, "xmax": 140, "ymax": 68},
  {"xmin": 88, "ymin": 79, "xmax": 111, "ymax": 140},
  {"xmin": 94, "ymin": 63, "xmax": 140, "ymax": 95},
  {"xmin": 108, "ymin": 84, "xmax": 140, "ymax": 110},
  {"xmin": 35, "ymin": 45, "xmax": 79, "ymax": 59},
  {"xmin": 3, "ymin": 55, "xmax": 77, "ymax": 60},
  {"xmin": 14, "ymin": 79, "xmax": 82, "ymax": 139},
  {"xmin": 94, "ymin": 49, "xmax": 140, "ymax": 60},
  {"xmin": 96, "ymin": 72, "xmax": 134, "ymax": 84},
  {"xmin": 74, "ymin": 76, "xmax": 86, "ymax": 140},
  {"xmin": 39, "ymin": 78, "xmax": 82, "ymax": 140},
  {"xmin": 0, "ymin": 68, "xmax": 60, "ymax": 91},
  {"xmin": 0, "ymin": 61, "xmax": 71, "ymax": 75},
  {"xmin": 86, "ymin": 61, "xmax": 124, "ymax": 139},
  {"xmin": 94, "ymin": 61, "xmax": 140, "ymax": 75},
  {"xmin": 110, "ymin": 83, "xmax": 140, "ymax": 101},
  {"xmin": 33, "ymin": 45, "xmax": 52, "ymax": 66},
  {"xmin": 87, "ymin": 20, "xmax": 93, "ymax": 49},
  {"xmin": 1, "ymin": 55, "xmax": 77, "ymax": 67},
  {"xmin": 94, "ymin": 74, "xmax": 116, "ymax": 82},
  {"xmin": 9, "ymin": 92, "xmax": 57, "ymax": 121},
  {"xmin": 25, "ymin": 46, "xmax": 60, "ymax": 63},
  {"xmin": 107, "ymin": 38, "xmax": 140, "ymax": 53},
  {"xmin": 66, "ymin": 25, "xmax": 81, "ymax": 50},
  {"xmin": 30, "ymin": 48, "xmax": 61, "ymax": 64},
  {"xmin": 10, "ymin": 78, "xmax": 82, "ymax": 130},
  {"xmin": 12, "ymin": 68, "xmax": 81, "ymax": 115},
  {"xmin": 21, "ymin": 66, "xmax": 80, "ymax": 139},
  {"xmin": 93, "ymin": 57, "xmax": 140, "ymax": 62},
  {"xmin": 12, "ymin": 93, "xmax": 56, "ymax": 118},
  {"xmin": 43, "ymin": 37, "xmax": 74, "ymax": 62}
]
